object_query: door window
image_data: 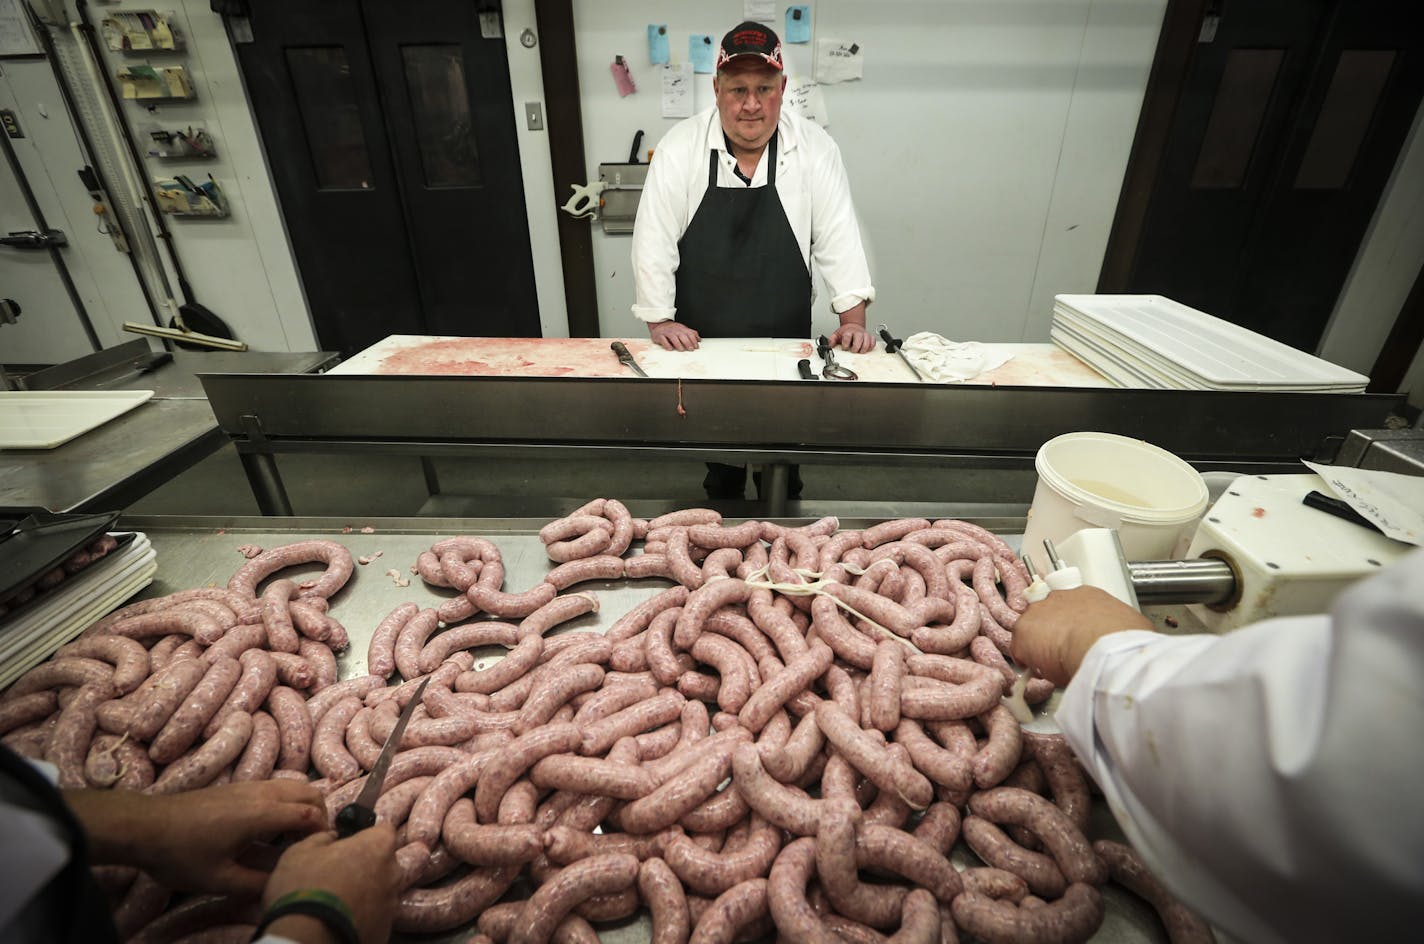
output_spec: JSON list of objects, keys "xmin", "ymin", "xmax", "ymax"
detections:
[
  {"xmin": 400, "ymin": 44, "xmax": 481, "ymax": 188},
  {"xmin": 285, "ymin": 46, "xmax": 375, "ymax": 189}
]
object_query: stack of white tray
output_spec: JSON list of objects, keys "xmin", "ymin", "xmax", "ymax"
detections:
[
  {"xmin": 1050, "ymin": 295, "xmax": 1369, "ymax": 392},
  {"xmin": 0, "ymin": 533, "xmax": 157, "ymax": 689}
]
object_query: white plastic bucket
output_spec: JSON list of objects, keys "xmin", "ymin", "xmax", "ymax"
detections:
[{"xmin": 1020, "ymin": 432, "xmax": 1209, "ymax": 565}]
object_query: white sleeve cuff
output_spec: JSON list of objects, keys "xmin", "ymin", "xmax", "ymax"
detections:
[
  {"xmin": 632, "ymin": 305, "xmax": 677, "ymax": 324},
  {"xmin": 831, "ymin": 288, "xmax": 875, "ymax": 314}
]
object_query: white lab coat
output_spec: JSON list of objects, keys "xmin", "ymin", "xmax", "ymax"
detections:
[{"xmin": 1058, "ymin": 549, "xmax": 1424, "ymax": 943}]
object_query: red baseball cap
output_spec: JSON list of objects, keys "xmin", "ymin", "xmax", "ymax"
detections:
[{"xmin": 716, "ymin": 21, "xmax": 784, "ymax": 71}]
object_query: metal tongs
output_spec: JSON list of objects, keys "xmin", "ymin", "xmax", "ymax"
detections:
[{"xmin": 815, "ymin": 335, "xmax": 858, "ymax": 381}]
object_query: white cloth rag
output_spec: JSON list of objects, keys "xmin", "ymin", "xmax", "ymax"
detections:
[{"xmin": 901, "ymin": 332, "xmax": 1014, "ymax": 383}]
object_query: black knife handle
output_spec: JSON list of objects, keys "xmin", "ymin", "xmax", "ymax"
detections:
[
  {"xmin": 1302, "ymin": 491, "xmax": 1383, "ymax": 534},
  {"xmin": 816, "ymin": 335, "xmax": 831, "ymax": 358},
  {"xmin": 878, "ymin": 326, "xmax": 902, "ymax": 353},
  {"xmin": 334, "ymin": 801, "xmax": 377, "ymax": 839},
  {"xmin": 797, "ymin": 358, "xmax": 816, "ymax": 380}
]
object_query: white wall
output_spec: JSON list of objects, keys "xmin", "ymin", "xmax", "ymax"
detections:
[
  {"xmin": 1320, "ymin": 97, "xmax": 1424, "ymax": 409},
  {"xmin": 567, "ymin": 0, "xmax": 1166, "ymax": 342}
]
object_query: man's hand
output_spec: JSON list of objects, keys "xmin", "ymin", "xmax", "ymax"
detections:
[
  {"xmin": 68, "ymin": 780, "xmax": 327, "ymax": 898},
  {"xmin": 648, "ymin": 319, "xmax": 700, "ymax": 351},
  {"xmin": 263, "ymin": 825, "xmax": 400, "ymax": 944},
  {"xmin": 1010, "ymin": 586, "xmax": 1155, "ymax": 687},
  {"xmin": 827, "ymin": 321, "xmax": 875, "ymax": 353}
]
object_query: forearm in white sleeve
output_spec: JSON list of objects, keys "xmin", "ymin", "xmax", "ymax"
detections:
[
  {"xmin": 629, "ymin": 147, "xmax": 686, "ymax": 324},
  {"xmin": 806, "ymin": 139, "xmax": 874, "ymax": 314},
  {"xmin": 1057, "ymin": 550, "xmax": 1424, "ymax": 944}
]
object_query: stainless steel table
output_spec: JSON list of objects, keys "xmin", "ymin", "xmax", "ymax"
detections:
[
  {"xmin": 1, "ymin": 341, "xmax": 336, "ymax": 512},
  {"xmin": 119, "ymin": 513, "xmax": 1183, "ymax": 944}
]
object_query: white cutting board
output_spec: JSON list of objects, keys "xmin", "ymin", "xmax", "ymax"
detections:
[{"xmin": 0, "ymin": 390, "xmax": 155, "ymax": 449}]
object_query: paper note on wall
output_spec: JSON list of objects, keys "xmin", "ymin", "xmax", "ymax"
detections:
[
  {"xmin": 785, "ymin": 6, "xmax": 812, "ymax": 44},
  {"xmin": 662, "ymin": 63, "xmax": 695, "ymax": 119},
  {"xmin": 744, "ymin": 0, "xmax": 776, "ymax": 23},
  {"xmin": 648, "ymin": 24, "xmax": 669, "ymax": 65},
  {"xmin": 690, "ymin": 34, "xmax": 716, "ymax": 73},
  {"xmin": 816, "ymin": 38, "xmax": 864, "ymax": 84},
  {"xmin": 785, "ymin": 75, "xmax": 829, "ymax": 126}
]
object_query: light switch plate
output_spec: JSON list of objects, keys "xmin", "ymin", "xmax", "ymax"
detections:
[{"xmin": 525, "ymin": 102, "xmax": 544, "ymax": 131}]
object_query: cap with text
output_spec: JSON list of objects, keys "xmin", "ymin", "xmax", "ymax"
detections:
[{"xmin": 717, "ymin": 22, "xmax": 784, "ymax": 71}]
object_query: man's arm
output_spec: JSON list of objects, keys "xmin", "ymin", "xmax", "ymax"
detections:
[
  {"xmin": 1014, "ymin": 553, "xmax": 1424, "ymax": 944},
  {"xmin": 631, "ymin": 136, "xmax": 699, "ymax": 350},
  {"xmin": 805, "ymin": 127, "xmax": 875, "ymax": 351}
]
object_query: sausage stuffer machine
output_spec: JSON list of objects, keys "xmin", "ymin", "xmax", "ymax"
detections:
[{"xmin": 1032, "ymin": 474, "xmax": 1412, "ymax": 633}]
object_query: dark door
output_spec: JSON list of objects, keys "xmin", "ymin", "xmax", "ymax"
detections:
[
  {"xmin": 1125, "ymin": 0, "xmax": 1424, "ymax": 352},
  {"xmin": 232, "ymin": 0, "xmax": 539, "ymax": 355}
]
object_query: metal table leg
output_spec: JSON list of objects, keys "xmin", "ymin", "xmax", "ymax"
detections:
[
  {"xmin": 762, "ymin": 462, "xmax": 790, "ymax": 518},
  {"xmin": 420, "ymin": 457, "xmax": 442, "ymax": 496},
  {"xmin": 238, "ymin": 450, "xmax": 294, "ymax": 515}
]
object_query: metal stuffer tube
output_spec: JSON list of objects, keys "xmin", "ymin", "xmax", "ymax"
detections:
[{"xmin": 1129, "ymin": 558, "xmax": 1238, "ymax": 607}]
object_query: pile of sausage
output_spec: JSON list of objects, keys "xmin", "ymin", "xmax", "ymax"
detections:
[
  {"xmin": 0, "ymin": 533, "xmax": 122, "ymax": 618},
  {"xmin": 0, "ymin": 502, "xmax": 1217, "ymax": 944}
]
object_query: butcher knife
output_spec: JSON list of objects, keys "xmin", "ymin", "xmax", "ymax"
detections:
[
  {"xmin": 335, "ymin": 677, "xmax": 429, "ymax": 837},
  {"xmin": 610, "ymin": 341, "xmax": 649, "ymax": 377},
  {"xmin": 877, "ymin": 325, "xmax": 927, "ymax": 382},
  {"xmin": 797, "ymin": 359, "xmax": 818, "ymax": 380}
]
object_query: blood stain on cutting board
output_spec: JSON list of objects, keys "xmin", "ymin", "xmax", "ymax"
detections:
[
  {"xmin": 973, "ymin": 348, "xmax": 1112, "ymax": 387},
  {"xmin": 376, "ymin": 338, "xmax": 629, "ymax": 377}
]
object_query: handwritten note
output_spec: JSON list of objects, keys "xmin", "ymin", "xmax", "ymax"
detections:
[
  {"xmin": 647, "ymin": 24, "xmax": 669, "ymax": 65},
  {"xmin": 661, "ymin": 63, "xmax": 694, "ymax": 119},
  {"xmin": 1302, "ymin": 462, "xmax": 1424, "ymax": 547},
  {"xmin": 784, "ymin": 75, "xmax": 829, "ymax": 126},
  {"xmin": 785, "ymin": 6, "xmax": 812, "ymax": 44},
  {"xmin": 690, "ymin": 34, "xmax": 716, "ymax": 74},
  {"xmin": 744, "ymin": 0, "xmax": 776, "ymax": 23},
  {"xmin": 816, "ymin": 38, "xmax": 864, "ymax": 84}
]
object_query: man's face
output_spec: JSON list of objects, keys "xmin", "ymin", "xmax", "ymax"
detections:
[{"xmin": 715, "ymin": 61, "xmax": 786, "ymax": 153}]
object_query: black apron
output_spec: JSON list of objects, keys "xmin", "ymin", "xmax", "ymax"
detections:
[
  {"xmin": 673, "ymin": 131, "xmax": 811, "ymax": 338},
  {"xmin": 0, "ymin": 745, "xmax": 121, "ymax": 943}
]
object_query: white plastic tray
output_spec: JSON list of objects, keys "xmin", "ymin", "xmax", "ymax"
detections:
[
  {"xmin": 1054, "ymin": 295, "xmax": 1368, "ymax": 389},
  {"xmin": 0, "ymin": 390, "xmax": 155, "ymax": 449}
]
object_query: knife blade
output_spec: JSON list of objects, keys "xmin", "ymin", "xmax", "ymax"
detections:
[
  {"xmin": 335, "ymin": 677, "xmax": 429, "ymax": 837},
  {"xmin": 610, "ymin": 340, "xmax": 649, "ymax": 377}
]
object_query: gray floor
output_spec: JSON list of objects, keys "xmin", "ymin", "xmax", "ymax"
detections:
[{"xmin": 125, "ymin": 443, "xmax": 1040, "ymax": 520}]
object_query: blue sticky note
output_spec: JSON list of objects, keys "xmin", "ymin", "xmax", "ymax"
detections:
[
  {"xmin": 690, "ymin": 34, "xmax": 716, "ymax": 74},
  {"xmin": 786, "ymin": 6, "xmax": 812, "ymax": 44},
  {"xmin": 648, "ymin": 24, "xmax": 669, "ymax": 65}
]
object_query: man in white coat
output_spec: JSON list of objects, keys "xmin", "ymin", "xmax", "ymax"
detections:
[{"xmin": 1012, "ymin": 549, "xmax": 1424, "ymax": 943}]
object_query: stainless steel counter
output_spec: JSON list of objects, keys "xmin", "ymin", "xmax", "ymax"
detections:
[
  {"xmin": 1, "ymin": 342, "xmax": 337, "ymax": 512},
  {"xmin": 121, "ymin": 514, "xmax": 1178, "ymax": 943}
]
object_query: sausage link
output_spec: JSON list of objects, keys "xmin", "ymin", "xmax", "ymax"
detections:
[
  {"xmin": 1093, "ymin": 840, "xmax": 1218, "ymax": 944},
  {"xmin": 818, "ymin": 799, "xmax": 904, "ymax": 928},
  {"xmin": 816, "ymin": 701, "xmax": 931, "ymax": 810},
  {"xmin": 951, "ymin": 883, "xmax": 1103, "ymax": 944},
  {"xmin": 665, "ymin": 815, "xmax": 780, "ymax": 896},
  {"xmin": 395, "ymin": 608, "xmax": 442, "ymax": 681},
  {"xmin": 442, "ymin": 797, "xmax": 545, "ymax": 865},
  {"xmin": 106, "ymin": 608, "xmax": 226, "ymax": 645},
  {"xmin": 406, "ymin": 751, "xmax": 498, "ymax": 847},
  {"xmin": 518, "ymin": 593, "xmax": 599, "ymax": 640},
  {"xmin": 1023, "ymin": 731, "xmax": 1091, "ymax": 833},
  {"xmin": 967, "ymin": 788, "xmax": 1106, "ymax": 885},
  {"xmin": 544, "ymin": 555, "xmax": 625, "ymax": 591},
  {"xmin": 7, "ymin": 657, "xmax": 114, "ymax": 699},
  {"xmin": 475, "ymin": 722, "xmax": 583, "ymax": 822},
  {"xmin": 866, "ymin": 641, "xmax": 905, "ymax": 732},
  {"xmin": 258, "ymin": 579, "xmax": 301, "ymax": 653},
  {"xmin": 368, "ymin": 602, "xmax": 420, "ymax": 678},
  {"xmin": 510, "ymin": 853, "xmax": 640, "ymax": 944},
  {"xmin": 46, "ymin": 684, "xmax": 112, "ymax": 788},
  {"xmin": 310, "ymin": 694, "xmax": 364, "ymax": 784},
  {"xmin": 571, "ymin": 677, "xmax": 659, "ymax": 725},
  {"xmin": 760, "ymin": 709, "xmax": 823, "ymax": 783},
  {"xmin": 227, "ymin": 540, "xmax": 354, "ymax": 600},
  {"xmin": 580, "ymin": 689, "xmax": 685, "ymax": 756},
  {"xmin": 619, "ymin": 735, "xmax": 737, "ymax": 834},
  {"xmin": 233, "ymin": 710, "xmax": 280, "ymax": 781},
  {"xmin": 515, "ymin": 663, "xmax": 604, "ymax": 734},
  {"xmin": 767, "ymin": 836, "xmax": 838, "ymax": 944},
  {"xmin": 894, "ymin": 719, "xmax": 972, "ymax": 800},
  {"xmin": 732, "ymin": 742, "xmax": 824, "ymax": 836},
  {"xmin": 808, "ymin": 595, "xmax": 876, "ymax": 670},
  {"xmin": 266, "ymin": 685, "xmax": 314, "ymax": 772},
  {"xmin": 529, "ymin": 752, "xmax": 656, "ymax": 800},
  {"xmin": 543, "ymin": 826, "xmax": 666, "ymax": 865},
  {"xmin": 149, "ymin": 657, "xmax": 243, "ymax": 764},
  {"xmin": 0, "ymin": 690, "xmax": 58, "ymax": 736},
  {"xmin": 639, "ymin": 856, "xmax": 691, "ymax": 944},
  {"xmin": 972, "ymin": 705, "xmax": 1023, "ymax": 789},
  {"xmin": 466, "ymin": 582, "xmax": 559, "ymax": 619},
  {"xmin": 739, "ymin": 640, "xmax": 833, "ymax": 733},
  {"xmin": 203, "ymin": 624, "xmax": 268, "ymax": 665},
  {"xmin": 308, "ymin": 674, "xmax": 386, "ymax": 725},
  {"xmin": 691, "ymin": 633, "xmax": 756, "ymax": 713},
  {"xmin": 147, "ymin": 711, "xmax": 254, "ymax": 795},
  {"xmin": 126, "ymin": 659, "xmax": 206, "ymax": 741},
  {"xmin": 55, "ymin": 637, "xmax": 149, "ymax": 695},
  {"xmin": 204, "ymin": 649, "xmax": 277, "ymax": 739},
  {"xmin": 395, "ymin": 864, "xmax": 519, "ymax": 934}
]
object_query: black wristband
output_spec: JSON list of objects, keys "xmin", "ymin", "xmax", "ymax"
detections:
[{"xmin": 251, "ymin": 889, "xmax": 360, "ymax": 944}]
